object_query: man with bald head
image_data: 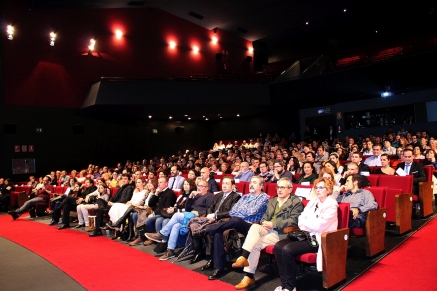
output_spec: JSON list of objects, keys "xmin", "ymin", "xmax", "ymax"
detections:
[
  {"xmin": 200, "ymin": 167, "xmax": 219, "ymax": 193},
  {"xmin": 234, "ymin": 162, "xmax": 254, "ymax": 182}
]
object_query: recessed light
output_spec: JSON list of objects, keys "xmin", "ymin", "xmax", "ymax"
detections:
[
  {"xmin": 169, "ymin": 116, "xmax": 172, "ymax": 119},
  {"xmin": 306, "ymin": 22, "xmax": 309, "ymax": 25},
  {"xmin": 148, "ymin": 115, "xmax": 152, "ymax": 118}
]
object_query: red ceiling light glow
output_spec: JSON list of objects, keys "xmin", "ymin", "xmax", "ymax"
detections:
[
  {"xmin": 248, "ymin": 47, "xmax": 254, "ymax": 53},
  {"xmin": 192, "ymin": 45, "xmax": 199, "ymax": 54},
  {"xmin": 169, "ymin": 41, "xmax": 176, "ymax": 49},
  {"xmin": 88, "ymin": 39, "xmax": 96, "ymax": 51},
  {"xmin": 212, "ymin": 36, "xmax": 218, "ymax": 44},
  {"xmin": 115, "ymin": 30, "xmax": 123, "ymax": 39}
]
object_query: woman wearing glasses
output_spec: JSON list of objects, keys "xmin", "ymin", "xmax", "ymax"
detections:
[{"xmin": 274, "ymin": 177, "xmax": 338, "ymax": 291}]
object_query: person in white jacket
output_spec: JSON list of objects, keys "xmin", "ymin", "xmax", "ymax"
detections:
[{"xmin": 273, "ymin": 177, "xmax": 338, "ymax": 291}]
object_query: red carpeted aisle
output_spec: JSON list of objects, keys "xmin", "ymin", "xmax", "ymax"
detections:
[
  {"xmin": 0, "ymin": 216, "xmax": 236, "ymax": 291},
  {"xmin": 343, "ymin": 217, "xmax": 437, "ymax": 291}
]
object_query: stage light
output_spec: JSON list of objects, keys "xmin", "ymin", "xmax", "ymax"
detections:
[
  {"xmin": 381, "ymin": 92, "xmax": 393, "ymax": 97},
  {"xmin": 169, "ymin": 41, "xmax": 176, "ymax": 49},
  {"xmin": 212, "ymin": 36, "xmax": 218, "ymax": 44},
  {"xmin": 7, "ymin": 25, "xmax": 14, "ymax": 40},
  {"xmin": 115, "ymin": 30, "xmax": 123, "ymax": 39},
  {"xmin": 50, "ymin": 32, "xmax": 56, "ymax": 46},
  {"xmin": 88, "ymin": 39, "xmax": 96, "ymax": 51},
  {"xmin": 193, "ymin": 45, "xmax": 199, "ymax": 54}
]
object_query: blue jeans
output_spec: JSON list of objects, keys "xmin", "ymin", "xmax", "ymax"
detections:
[
  {"xmin": 16, "ymin": 197, "xmax": 44, "ymax": 214},
  {"xmin": 159, "ymin": 213, "xmax": 185, "ymax": 250},
  {"xmin": 145, "ymin": 214, "xmax": 164, "ymax": 233}
]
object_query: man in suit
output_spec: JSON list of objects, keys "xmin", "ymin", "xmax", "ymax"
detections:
[
  {"xmin": 168, "ymin": 166, "xmax": 185, "ymax": 190},
  {"xmin": 396, "ymin": 148, "xmax": 427, "ymax": 194},
  {"xmin": 89, "ymin": 174, "xmax": 134, "ymax": 237},
  {"xmin": 188, "ymin": 176, "xmax": 241, "ymax": 265},
  {"xmin": 199, "ymin": 176, "xmax": 269, "ymax": 280},
  {"xmin": 51, "ymin": 178, "xmax": 97, "ymax": 228},
  {"xmin": 344, "ymin": 152, "xmax": 370, "ymax": 173},
  {"xmin": 200, "ymin": 167, "xmax": 219, "ymax": 193}
]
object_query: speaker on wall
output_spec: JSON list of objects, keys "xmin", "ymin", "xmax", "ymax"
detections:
[
  {"xmin": 4, "ymin": 124, "xmax": 16, "ymax": 134},
  {"xmin": 216, "ymin": 53, "xmax": 222, "ymax": 60},
  {"xmin": 73, "ymin": 124, "xmax": 85, "ymax": 134},
  {"xmin": 175, "ymin": 126, "xmax": 184, "ymax": 135}
]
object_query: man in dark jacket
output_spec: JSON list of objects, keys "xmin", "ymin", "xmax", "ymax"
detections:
[
  {"xmin": 51, "ymin": 178, "xmax": 97, "ymax": 228},
  {"xmin": 231, "ymin": 177, "xmax": 303, "ymax": 289},
  {"xmin": 188, "ymin": 176, "xmax": 241, "ymax": 265},
  {"xmin": 89, "ymin": 174, "xmax": 133, "ymax": 237}
]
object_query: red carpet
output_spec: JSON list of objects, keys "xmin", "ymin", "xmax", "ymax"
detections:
[
  {"xmin": 0, "ymin": 215, "xmax": 236, "ymax": 291},
  {"xmin": 343, "ymin": 217, "xmax": 437, "ymax": 291}
]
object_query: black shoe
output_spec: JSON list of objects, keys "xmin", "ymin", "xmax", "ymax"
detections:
[
  {"xmin": 75, "ymin": 224, "xmax": 85, "ymax": 229},
  {"xmin": 201, "ymin": 260, "xmax": 213, "ymax": 271},
  {"xmin": 192, "ymin": 228, "xmax": 206, "ymax": 237},
  {"xmin": 208, "ymin": 269, "xmax": 225, "ymax": 280},
  {"xmin": 11, "ymin": 212, "xmax": 19, "ymax": 220},
  {"xmin": 58, "ymin": 224, "xmax": 70, "ymax": 230},
  {"xmin": 48, "ymin": 220, "xmax": 59, "ymax": 226},
  {"xmin": 189, "ymin": 253, "xmax": 204, "ymax": 264},
  {"xmin": 89, "ymin": 231, "xmax": 103, "ymax": 237}
]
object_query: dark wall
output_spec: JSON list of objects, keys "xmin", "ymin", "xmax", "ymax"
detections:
[
  {"xmin": 1, "ymin": 105, "xmax": 213, "ymax": 178},
  {"xmin": 1, "ymin": 0, "xmax": 253, "ymax": 108}
]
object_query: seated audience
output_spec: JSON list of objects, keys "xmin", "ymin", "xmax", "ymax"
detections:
[
  {"xmin": 76, "ymin": 183, "xmax": 110, "ymax": 231},
  {"xmin": 234, "ymin": 162, "xmax": 254, "ymax": 182},
  {"xmin": 268, "ymin": 160, "xmax": 295, "ymax": 183},
  {"xmin": 296, "ymin": 162, "xmax": 318, "ymax": 185},
  {"xmin": 423, "ymin": 149, "xmax": 437, "ymax": 169},
  {"xmin": 232, "ymin": 178, "xmax": 303, "ymax": 289},
  {"xmin": 395, "ymin": 149, "xmax": 427, "ymax": 195},
  {"xmin": 375, "ymin": 154, "xmax": 395, "ymax": 175},
  {"xmin": 335, "ymin": 174, "xmax": 378, "ymax": 228},
  {"xmin": 364, "ymin": 144, "xmax": 382, "ymax": 166},
  {"xmin": 274, "ymin": 177, "xmax": 338, "ymax": 291}
]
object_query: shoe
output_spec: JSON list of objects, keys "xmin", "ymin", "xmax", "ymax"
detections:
[
  {"xmin": 129, "ymin": 237, "xmax": 144, "ymax": 246},
  {"xmin": 159, "ymin": 249, "xmax": 175, "ymax": 261},
  {"xmin": 58, "ymin": 224, "xmax": 70, "ymax": 230},
  {"xmin": 208, "ymin": 269, "xmax": 225, "ymax": 280},
  {"xmin": 232, "ymin": 256, "xmax": 249, "ymax": 268},
  {"xmin": 145, "ymin": 231, "xmax": 164, "ymax": 243},
  {"xmin": 48, "ymin": 220, "xmax": 59, "ymax": 226},
  {"xmin": 235, "ymin": 276, "xmax": 255, "ymax": 290},
  {"xmin": 192, "ymin": 228, "xmax": 206, "ymax": 237},
  {"xmin": 99, "ymin": 226, "xmax": 109, "ymax": 230},
  {"xmin": 143, "ymin": 239, "xmax": 154, "ymax": 246},
  {"xmin": 107, "ymin": 222, "xmax": 120, "ymax": 231},
  {"xmin": 8, "ymin": 210, "xmax": 13, "ymax": 215},
  {"xmin": 189, "ymin": 253, "xmax": 204, "ymax": 264},
  {"xmin": 89, "ymin": 231, "xmax": 103, "ymax": 237},
  {"xmin": 75, "ymin": 224, "xmax": 85, "ymax": 229},
  {"xmin": 85, "ymin": 226, "xmax": 95, "ymax": 232},
  {"xmin": 201, "ymin": 260, "xmax": 213, "ymax": 271},
  {"xmin": 11, "ymin": 212, "xmax": 20, "ymax": 220}
]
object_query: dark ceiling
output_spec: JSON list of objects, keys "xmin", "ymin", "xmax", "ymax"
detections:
[{"xmin": 29, "ymin": 0, "xmax": 437, "ymax": 117}]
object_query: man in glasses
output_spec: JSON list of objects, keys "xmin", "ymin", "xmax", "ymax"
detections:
[
  {"xmin": 268, "ymin": 160, "xmax": 295, "ymax": 183},
  {"xmin": 231, "ymin": 178, "xmax": 303, "ymax": 289},
  {"xmin": 198, "ymin": 176, "xmax": 269, "ymax": 280}
]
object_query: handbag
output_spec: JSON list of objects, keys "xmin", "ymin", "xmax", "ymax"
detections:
[{"xmin": 287, "ymin": 230, "xmax": 318, "ymax": 248}]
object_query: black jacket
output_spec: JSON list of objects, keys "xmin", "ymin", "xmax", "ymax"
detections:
[
  {"xmin": 206, "ymin": 191, "xmax": 241, "ymax": 220},
  {"xmin": 148, "ymin": 188, "xmax": 177, "ymax": 215},
  {"xmin": 110, "ymin": 184, "xmax": 133, "ymax": 203}
]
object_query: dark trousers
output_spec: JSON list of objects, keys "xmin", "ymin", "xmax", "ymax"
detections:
[
  {"xmin": 206, "ymin": 217, "xmax": 252, "ymax": 269},
  {"xmin": 94, "ymin": 206, "xmax": 110, "ymax": 233},
  {"xmin": 52, "ymin": 196, "xmax": 77, "ymax": 224},
  {"xmin": 274, "ymin": 238, "xmax": 318, "ymax": 290}
]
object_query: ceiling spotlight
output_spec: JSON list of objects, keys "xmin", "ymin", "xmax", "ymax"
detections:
[
  {"xmin": 169, "ymin": 116, "xmax": 172, "ymax": 119},
  {"xmin": 237, "ymin": 114, "xmax": 240, "ymax": 117},
  {"xmin": 344, "ymin": 9, "xmax": 347, "ymax": 12},
  {"xmin": 49, "ymin": 32, "xmax": 56, "ymax": 46},
  {"xmin": 375, "ymin": 31, "xmax": 378, "ymax": 33},
  {"xmin": 188, "ymin": 117, "xmax": 191, "ymax": 120},
  {"xmin": 115, "ymin": 30, "xmax": 123, "ymax": 39},
  {"xmin": 7, "ymin": 25, "xmax": 13, "ymax": 40},
  {"xmin": 192, "ymin": 45, "xmax": 199, "ymax": 54},
  {"xmin": 306, "ymin": 22, "xmax": 309, "ymax": 25},
  {"xmin": 203, "ymin": 116, "xmax": 205, "ymax": 118},
  {"xmin": 205, "ymin": 118, "xmax": 208, "ymax": 120},
  {"xmin": 169, "ymin": 41, "xmax": 176, "ymax": 49},
  {"xmin": 148, "ymin": 115, "xmax": 152, "ymax": 118},
  {"xmin": 184, "ymin": 115, "xmax": 188, "ymax": 116},
  {"xmin": 212, "ymin": 36, "xmax": 218, "ymax": 44},
  {"xmin": 220, "ymin": 117, "xmax": 223, "ymax": 119},
  {"xmin": 88, "ymin": 39, "xmax": 96, "ymax": 51}
]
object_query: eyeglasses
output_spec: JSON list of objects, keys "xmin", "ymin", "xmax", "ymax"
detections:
[
  {"xmin": 314, "ymin": 186, "xmax": 327, "ymax": 190},
  {"xmin": 276, "ymin": 186, "xmax": 291, "ymax": 190}
]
